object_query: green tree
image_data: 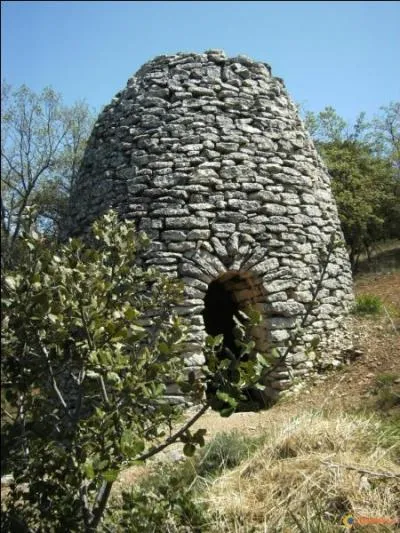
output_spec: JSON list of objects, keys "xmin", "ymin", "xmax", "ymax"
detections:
[
  {"xmin": 1, "ymin": 82, "xmax": 95, "ymax": 266},
  {"xmin": 303, "ymin": 105, "xmax": 348, "ymax": 142},
  {"xmin": 368, "ymin": 101, "xmax": 400, "ymax": 174},
  {"xmin": 1, "ymin": 211, "xmax": 268, "ymax": 532},
  {"xmin": 319, "ymin": 139, "xmax": 396, "ymax": 270},
  {"xmin": 303, "ymin": 105, "xmax": 400, "ymax": 271}
]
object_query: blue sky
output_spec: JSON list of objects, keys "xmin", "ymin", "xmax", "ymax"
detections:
[{"xmin": 2, "ymin": 1, "xmax": 399, "ymax": 124}]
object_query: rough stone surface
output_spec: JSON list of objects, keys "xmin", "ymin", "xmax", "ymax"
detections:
[{"xmin": 67, "ymin": 50, "xmax": 354, "ymax": 399}]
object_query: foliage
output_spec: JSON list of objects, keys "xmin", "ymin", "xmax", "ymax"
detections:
[
  {"xmin": 1, "ymin": 210, "xmax": 185, "ymax": 530},
  {"xmin": 368, "ymin": 101, "xmax": 400, "ymax": 175},
  {"xmin": 353, "ymin": 294, "xmax": 383, "ymax": 316},
  {"xmin": 1, "ymin": 82, "xmax": 95, "ymax": 266},
  {"xmin": 303, "ymin": 105, "xmax": 348, "ymax": 142},
  {"xmin": 1, "ymin": 210, "xmax": 270, "ymax": 531},
  {"xmin": 303, "ymin": 104, "xmax": 400, "ymax": 272},
  {"xmin": 104, "ymin": 430, "xmax": 261, "ymax": 532},
  {"xmin": 323, "ymin": 140, "xmax": 397, "ymax": 270},
  {"xmin": 194, "ymin": 430, "xmax": 260, "ymax": 478},
  {"xmin": 106, "ymin": 468, "xmax": 209, "ymax": 533}
]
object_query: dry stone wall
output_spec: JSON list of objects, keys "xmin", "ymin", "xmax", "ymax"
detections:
[{"xmin": 68, "ymin": 50, "xmax": 354, "ymax": 401}]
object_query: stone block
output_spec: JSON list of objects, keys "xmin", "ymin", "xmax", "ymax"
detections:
[
  {"xmin": 270, "ymin": 301, "xmax": 306, "ymax": 317},
  {"xmin": 165, "ymin": 217, "xmax": 209, "ymax": 229}
]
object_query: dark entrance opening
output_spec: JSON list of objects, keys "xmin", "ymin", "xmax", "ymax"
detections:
[
  {"xmin": 202, "ymin": 277, "xmax": 242, "ymax": 359},
  {"xmin": 202, "ymin": 270, "xmax": 269, "ymax": 410}
]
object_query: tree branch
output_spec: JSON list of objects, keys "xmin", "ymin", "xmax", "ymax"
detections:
[
  {"xmin": 98, "ymin": 375, "xmax": 110, "ymax": 405},
  {"xmin": 88, "ymin": 401, "xmax": 210, "ymax": 531},
  {"xmin": 383, "ymin": 304, "xmax": 399, "ymax": 335},
  {"xmin": 1, "ymin": 407, "xmax": 17, "ymax": 422},
  {"xmin": 37, "ymin": 339, "xmax": 72, "ymax": 419},
  {"xmin": 89, "ymin": 480, "xmax": 113, "ymax": 531},
  {"xmin": 136, "ymin": 401, "xmax": 210, "ymax": 462}
]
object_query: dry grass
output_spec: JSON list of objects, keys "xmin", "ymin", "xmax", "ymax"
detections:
[{"xmin": 198, "ymin": 410, "xmax": 400, "ymax": 532}]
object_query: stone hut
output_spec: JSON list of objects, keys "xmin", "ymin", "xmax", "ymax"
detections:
[{"xmin": 67, "ymin": 50, "xmax": 354, "ymax": 401}]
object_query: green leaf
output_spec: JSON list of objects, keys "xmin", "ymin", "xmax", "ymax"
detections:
[
  {"xmin": 270, "ymin": 347, "xmax": 280, "ymax": 359},
  {"xmin": 98, "ymin": 351, "xmax": 111, "ymax": 365},
  {"xmin": 106, "ymin": 372, "xmax": 121, "ymax": 384},
  {"xmin": 256, "ymin": 353, "xmax": 272, "ymax": 367},
  {"xmin": 4, "ymin": 276, "xmax": 16, "ymax": 291},
  {"xmin": 103, "ymin": 469, "xmax": 119, "ymax": 482},
  {"xmin": 32, "ymin": 291, "xmax": 49, "ymax": 309},
  {"xmin": 192, "ymin": 429, "xmax": 207, "ymax": 447},
  {"xmin": 216, "ymin": 391, "xmax": 238, "ymax": 408},
  {"xmin": 124, "ymin": 307, "xmax": 139, "ymax": 321},
  {"xmin": 220, "ymin": 406, "xmax": 236, "ymax": 417},
  {"xmin": 132, "ymin": 440, "xmax": 145, "ymax": 457},
  {"xmin": 83, "ymin": 459, "xmax": 95, "ymax": 479},
  {"xmin": 206, "ymin": 334, "xmax": 223, "ymax": 348},
  {"xmin": 183, "ymin": 443, "xmax": 196, "ymax": 457},
  {"xmin": 158, "ymin": 342, "xmax": 170, "ymax": 355}
]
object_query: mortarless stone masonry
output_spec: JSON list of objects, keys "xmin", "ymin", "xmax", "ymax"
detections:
[{"xmin": 67, "ymin": 50, "xmax": 354, "ymax": 401}]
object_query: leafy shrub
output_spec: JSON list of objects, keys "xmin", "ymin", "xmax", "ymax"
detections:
[
  {"xmin": 1, "ymin": 210, "xmax": 271, "ymax": 531},
  {"xmin": 106, "ymin": 474, "xmax": 208, "ymax": 533},
  {"xmin": 195, "ymin": 431, "xmax": 260, "ymax": 478},
  {"xmin": 353, "ymin": 294, "xmax": 383, "ymax": 315},
  {"xmin": 105, "ymin": 431, "xmax": 262, "ymax": 532},
  {"xmin": 1, "ymin": 211, "xmax": 190, "ymax": 531}
]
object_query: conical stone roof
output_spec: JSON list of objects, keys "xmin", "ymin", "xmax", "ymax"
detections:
[{"xmin": 68, "ymin": 50, "xmax": 354, "ymax": 401}]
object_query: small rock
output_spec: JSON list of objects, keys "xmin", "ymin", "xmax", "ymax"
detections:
[
  {"xmin": 168, "ymin": 449, "xmax": 185, "ymax": 462},
  {"xmin": 359, "ymin": 475, "xmax": 371, "ymax": 491}
]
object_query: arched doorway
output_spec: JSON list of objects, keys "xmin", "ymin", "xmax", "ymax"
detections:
[{"xmin": 202, "ymin": 270, "xmax": 267, "ymax": 361}]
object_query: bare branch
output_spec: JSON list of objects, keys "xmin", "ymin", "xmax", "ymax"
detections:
[
  {"xmin": 88, "ymin": 401, "xmax": 210, "ymax": 531},
  {"xmin": 36, "ymin": 339, "xmax": 73, "ymax": 419},
  {"xmin": 1, "ymin": 84, "xmax": 95, "ymax": 251},
  {"xmin": 98, "ymin": 375, "xmax": 110, "ymax": 405},
  {"xmin": 383, "ymin": 304, "xmax": 399, "ymax": 334},
  {"xmin": 1, "ymin": 407, "xmax": 16, "ymax": 422},
  {"xmin": 136, "ymin": 402, "xmax": 210, "ymax": 462}
]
